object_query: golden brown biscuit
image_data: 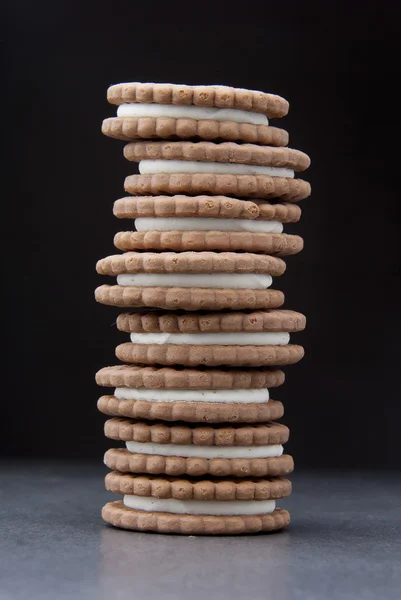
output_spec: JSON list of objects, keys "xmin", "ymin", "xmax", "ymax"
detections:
[
  {"xmin": 95, "ymin": 285, "xmax": 284, "ymax": 311},
  {"xmin": 102, "ymin": 501, "xmax": 290, "ymax": 534},
  {"xmin": 113, "ymin": 196, "xmax": 302, "ymax": 222},
  {"xmin": 107, "ymin": 82, "xmax": 289, "ymax": 118},
  {"xmin": 113, "ymin": 231, "xmax": 303, "ymax": 255},
  {"xmin": 97, "ymin": 395, "xmax": 284, "ymax": 424},
  {"xmin": 102, "ymin": 116, "xmax": 289, "ymax": 145},
  {"xmin": 124, "ymin": 141, "xmax": 310, "ymax": 171},
  {"xmin": 124, "ymin": 173, "xmax": 311, "ymax": 201},
  {"xmin": 116, "ymin": 309, "xmax": 306, "ymax": 334}
]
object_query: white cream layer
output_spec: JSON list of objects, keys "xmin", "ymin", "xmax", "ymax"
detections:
[
  {"xmin": 139, "ymin": 160, "xmax": 294, "ymax": 178},
  {"xmin": 125, "ymin": 440, "xmax": 283, "ymax": 459},
  {"xmin": 114, "ymin": 388, "xmax": 270, "ymax": 404},
  {"xmin": 117, "ymin": 102, "xmax": 269, "ymax": 125},
  {"xmin": 117, "ymin": 273, "xmax": 273, "ymax": 289},
  {"xmin": 134, "ymin": 217, "xmax": 283, "ymax": 233},
  {"xmin": 129, "ymin": 332, "xmax": 290, "ymax": 346},
  {"xmin": 123, "ymin": 494, "xmax": 276, "ymax": 516}
]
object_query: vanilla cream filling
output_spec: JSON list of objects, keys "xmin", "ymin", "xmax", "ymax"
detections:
[
  {"xmin": 125, "ymin": 440, "xmax": 283, "ymax": 459},
  {"xmin": 129, "ymin": 332, "xmax": 290, "ymax": 346},
  {"xmin": 116, "ymin": 102, "xmax": 269, "ymax": 125},
  {"xmin": 114, "ymin": 388, "xmax": 270, "ymax": 403},
  {"xmin": 139, "ymin": 160, "xmax": 294, "ymax": 178},
  {"xmin": 123, "ymin": 495, "xmax": 276, "ymax": 516},
  {"xmin": 117, "ymin": 273, "xmax": 273, "ymax": 289},
  {"xmin": 134, "ymin": 217, "xmax": 283, "ymax": 233}
]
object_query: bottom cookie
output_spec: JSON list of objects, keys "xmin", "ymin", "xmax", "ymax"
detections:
[
  {"xmin": 95, "ymin": 285, "xmax": 284, "ymax": 310},
  {"xmin": 102, "ymin": 500, "xmax": 290, "ymax": 535},
  {"xmin": 98, "ymin": 395, "xmax": 284, "ymax": 423}
]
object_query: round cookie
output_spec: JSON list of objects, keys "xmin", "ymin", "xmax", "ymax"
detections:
[
  {"xmin": 116, "ymin": 337, "xmax": 304, "ymax": 369},
  {"xmin": 112, "ymin": 195, "xmax": 302, "ymax": 223},
  {"xmin": 102, "ymin": 117, "xmax": 289, "ymax": 145},
  {"xmin": 103, "ymin": 470, "xmax": 291, "ymax": 534},
  {"xmin": 96, "ymin": 364, "xmax": 286, "ymax": 392},
  {"xmin": 116, "ymin": 309, "xmax": 306, "ymax": 333},
  {"xmin": 124, "ymin": 173, "xmax": 311, "ymax": 202},
  {"xmin": 106, "ymin": 82, "xmax": 290, "ymax": 118},
  {"xmin": 96, "ymin": 251, "xmax": 286, "ymax": 276},
  {"xmin": 113, "ymin": 231, "xmax": 303, "ymax": 255},
  {"xmin": 95, "ymin": 285, "xmax": 284, "ymax": 311},
  {"xmin": 114, "ymin": 309, "xmax": 305, "ymax": 367},
  {"xmin": 123, "ymin": 141, "xmax": 310, "ymax": 171},
  {"xmin": 95, "ymin": 285, "xmax": 285, "ymax": 311},
  {"xmin": 98, "ymin": 395, "xmax": 284, "ymax": 424},
  {"xmin": 104, "ymin": 417, "xmax": 293, "ymax": 477},
  {"xmin": 96, "ymin": 364, "xmax": 285, "ymax": 424},
  {"xmin": 102, "ymin": 501, "xmax": 290, "ymax": 535},
  {"xmin": 105, "ymin": 471, "xmax": 292, "ymax": 499}
]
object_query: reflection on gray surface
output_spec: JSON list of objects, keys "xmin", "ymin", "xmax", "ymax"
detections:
[{"xmin": 0, "ymin": 461, "xmax": 400, "ymax": 600}]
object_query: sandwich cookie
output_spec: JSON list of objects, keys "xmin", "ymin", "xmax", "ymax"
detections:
[
  {"xmin": 113, "ymin": 194, "xmax": 303, "ymax": 253},
  {"xmin": 102, "ymin": 471, "xmax": 291, "ymax": 534},
  {"xmin": 103, "ymin": 82, "xmax": 289, "ymax": 145},
  {"xmin": 115, "ymin": 309, "xmax": 305, "ymax": 367},
  {"xmin": 104, "ymin": 417, "xmax": 294, "ymax": 477},
  {"xmin": 95, "ymin": 251, "xmax": 286, "ymax": 311},
  {"xmin": 123, "ymin": 141, "xmax": 311, "ymax": 201},
  {"xmin": 96, "ymin": 364, "xmax": 285, "ymax": 423}
]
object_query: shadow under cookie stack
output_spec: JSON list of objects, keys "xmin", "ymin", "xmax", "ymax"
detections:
[{"xmin": 96, "ymin": 82, "xmax": 310, "ymax": 535}]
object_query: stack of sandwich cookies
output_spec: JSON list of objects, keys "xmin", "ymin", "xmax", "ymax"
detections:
[{"xmin": 97, "ymin": 82, "xmax": 310, "ymax": 534}]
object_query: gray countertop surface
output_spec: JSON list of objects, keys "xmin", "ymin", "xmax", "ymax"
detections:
[{"xmin": 1, "ymin": 461, "xmax": 400, "ymax": 600}]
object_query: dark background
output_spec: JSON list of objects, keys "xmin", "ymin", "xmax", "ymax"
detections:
[{"xmin": 3, "ymin": 1, "xmax": 401, "ymax": 468}]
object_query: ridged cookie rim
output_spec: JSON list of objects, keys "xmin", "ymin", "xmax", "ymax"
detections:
[
  {"xmin": 104, "ymin": 448, "xmax": 293, "ymax": 478},
  {"xmin": 107, "ymin": 83, "xmax": 289, "ymax": 118},
  {"xmin": 124, "ymin": 141, "xmax": 310, "ymax": 171},
  {"xmin": 113, "ymin": 196, "xmax": 302, "ymax": 222},
  {"xmin": 96, "ymin": 364, "xmax": 285, "ymax": 389},
  {"xmin": 115, "ymin": 342, "xmax": 305, "ymax": 368},
  {"xmin": 113, "ymin": 231, "xmax": 304, "ymax": 255},
  {"xmin": 96, "ymin": 251, "xmax": 286, "ymax": 277},
  {"xmin": 95, "ymin": 285, "xmax": 285, "ymax": 310},
  {"xmin": 124, "ymin": 173, "xmax": 311, "ymax": 202},
  {"xmin": 97, "ymin": 396, "xmax": 285, "ymax": 424},
  {"xmin": 102, "ymin": 117, "xmax": 289, "ymax": 146},
  {"xmin": 104, "ymin": 417, "xmax": 289, "ymax": 445},
  {"xmin": 116, "ymin": 309, "xmax": 306, "ymax": 334},
  {"xmin": 105, "ymin": 470, "xmax": 293, "ymax": 499},
  {"xmin": 102, "ymin": 501, "xmax": 290, "ymax": 534}
]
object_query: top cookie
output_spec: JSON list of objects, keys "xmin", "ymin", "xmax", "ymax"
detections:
[
  {"xmin": 96, "ymin": 251, "xmax": 286, "ymax": 277},
  {"xmin": 116, "ymin": 309, "xmax": 306, "ymax": 334},
  {"xmin": 96, "ymin": 364, "xmax": 285, "ymax": 390},
  {"xmin": 123, "ymin": 141, "xmax": 310, "ymax": 172},
  {"xmin": 113, "ymin": 196, "xmax": 302, "ymax": 223},
  {"xmin": 107, "ymin": 83, "xmax": 289, "ymax": 118}
]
